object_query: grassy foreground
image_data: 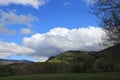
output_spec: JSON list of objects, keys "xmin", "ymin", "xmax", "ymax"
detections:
[{"xmin": 0, "ymin": 73, "xmax": 120, "ymax": 80}]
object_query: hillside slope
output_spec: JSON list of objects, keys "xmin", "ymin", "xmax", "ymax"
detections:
[
  {"xmin": 47, "ymin": 45, "xmax": 120, "ymax": 72},
  {"xmin": 97, "ymin": 44, "xmax": 120, "ymax": 59},
  {"xmin": 95, "ymin": 44, "xmax": 120, "ymax": 71},
  {"xmin": 47, "ymin": 44, "xmax": 120, "ymax": 63},
  {"xmin": 47, "ymin": 51, "xmax": 95, "ymax": 64}
]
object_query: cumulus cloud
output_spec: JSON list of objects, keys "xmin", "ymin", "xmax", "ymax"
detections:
[
  {"xmin": 20, "ymin": 28, "xmax": 34, "ymax": 35},
  {"xmin": 0, "ymin": 0, "xmax": 48, "ymax": 9},
  {"xmin": 23, "ymin": 26, "xmax": 105, "ymax": 61},
  {"xmin": 0, "ymin": 41, "xmax": 35, "ymax": 58},
  {"xmin": 0, "ymin": 26, "xmax": 105, "ymax": 62},
  {"xmin": 0, "ymin": 10, "xmax": 37, "ymax": 35}
]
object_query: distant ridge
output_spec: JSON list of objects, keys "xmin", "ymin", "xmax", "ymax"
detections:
[{"xmin": 0, "ymin": 59, "xmax": 33, "ymax": 66}]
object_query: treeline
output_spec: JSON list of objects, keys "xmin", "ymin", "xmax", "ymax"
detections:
[{"xmin": 0, "ymin": 59, "xmax": 120, "ymax": 76}]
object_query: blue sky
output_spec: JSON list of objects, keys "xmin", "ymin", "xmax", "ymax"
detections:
[{"xmin": 0, "ymin": 0, "xmax": 104, "ymax": 62}]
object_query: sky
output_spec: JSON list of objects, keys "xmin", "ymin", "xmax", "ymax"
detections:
[{"xmin": 0, "ymin": 0, "xmax": 105, "ymax": 62}]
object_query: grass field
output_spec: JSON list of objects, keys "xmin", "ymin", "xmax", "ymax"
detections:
[{"xmin": 0, "ymin": 73, "xmax": 120, "ymax": 80}]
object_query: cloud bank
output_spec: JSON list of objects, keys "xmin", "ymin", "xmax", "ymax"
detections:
[
  {"xmin": 23, "ymin": 26, "xmax": 105, "ymax": 61},
  {"xmin": 0, "ymin": 26, "xmax": 105, "ymax": 62},
  {"xmin": 0, "ymin": 41, "xmax": 35, "ymax": 58},
  {"xmin": 0, "ymin": 0, "xmax": 48, "ymax": 9}
]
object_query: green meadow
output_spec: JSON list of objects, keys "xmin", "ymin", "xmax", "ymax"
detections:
[{"xmin": 0, "ymin": 73, "xmax": 120, "ymax": 80}]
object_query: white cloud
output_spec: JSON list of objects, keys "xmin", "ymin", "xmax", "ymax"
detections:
[
  {"xmin": 0, "ymin": 26, "xmax": 105, "ymax": 62},
  {"xmin": 23, "ymin": 26, "xmax": 105, "ymax": 61},
  {"xmin": 0, "ymin": 10, "xmax": 38, "ymax": 27},
  {"xmin": 0, "ymin": 53, "xmax": 11, "ymax": 58},
  {"xmin": 83, "ymin": 0, "xmax": 109, "ymax": 4},
  {"xmin": 20, "ymin": 28, "xmax": 34, "ymax": 34},
  {"xmin": 0, "ymin": 0, "xmax": 48, "ymax": 9},
  {"xmin": 64, "ymin": 2, "xmax": 72, "ymax": 6},
  {"xmin": 83, "ymin": 0, "xmax": 98, "ymax": 4},
  {"xmin": 0, "ymin": 41, "xmax": 35, "ymax": 58},
  {"xmin": 0, "ymin": 10, "xmax": 37, "ymax": 35},
  {"xmin": 33, "ymin": 56, "xmax": 49, "ymax": 62},
  {"xmin": 0, "ymin": 24, "xmax": 16, "ymax": 35}
]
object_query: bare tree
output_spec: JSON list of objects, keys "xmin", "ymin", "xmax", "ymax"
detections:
[{"xmin": 93, "ymin": 0, "xmax": 120, "ymax": 46}]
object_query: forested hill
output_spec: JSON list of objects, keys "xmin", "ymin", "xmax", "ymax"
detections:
[
  {"xmin": 47, "ymin": 51, "xmax": 95, "ymax": 63},
  {"xmin": 47, "ymin": 44, "xmax": 120, "ymax": 64},
  {"xmin": 0, "ymin": 45, "xmax": 120, "ymax": 76}
]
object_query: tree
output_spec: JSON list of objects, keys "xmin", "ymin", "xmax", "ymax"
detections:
[{"xmin": 93, "ymin": 0, "xmax": 120, "ymax": 46}]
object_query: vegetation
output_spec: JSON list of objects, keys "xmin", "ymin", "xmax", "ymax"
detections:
[
  {"xmin": 92, "ymin": 0, "xmax": 120, "ymax": 46},
  {"xmin": 0, "ymin": 73, "xmax": 120, "ymax": 80},
  {"xmin": 47, "ymin": 51, "xmax": 94, "ymax": 64}
]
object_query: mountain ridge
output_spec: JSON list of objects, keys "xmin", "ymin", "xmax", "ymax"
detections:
[{"xmin": 0, "ymin": 59, "xmax": 33, "ymax": 66}]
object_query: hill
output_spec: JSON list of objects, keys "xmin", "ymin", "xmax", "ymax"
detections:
[
  {"xmin": 0, "ymin": 59, "xmax": 33, "ymax": 66},
  {"xmin": 0, "ymin": 45, "xmax": 120, "ymax": 76},
  {"xmin": 47, "ymin": 44, "xmax": 120, "ymax": 72},
  {"xmin": 47, "ymin": 51, "xmax": 95, "ymax": 64},
  {"xmin": 47, "ymin": 44, "xmax": 120, "ymax": 62},
  {"xmin": 94, "ymin": 44, "xmax": 120, "ymax": 72},
  {"xmin": 97, "ymin": 44, "xmax": 120, "ymax": 59}
]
